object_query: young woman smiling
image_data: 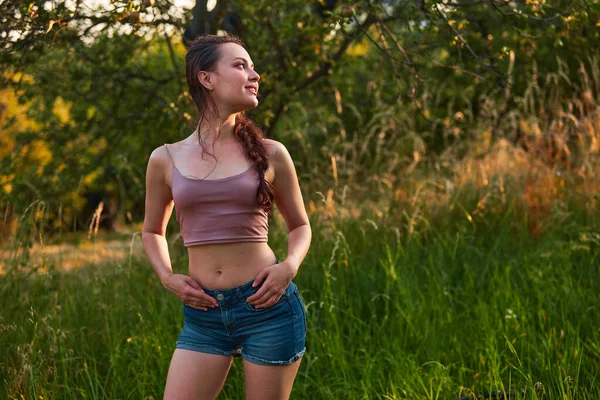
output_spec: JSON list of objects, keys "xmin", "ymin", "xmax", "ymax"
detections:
[{"xmin": 141, "ymin": 34, "xmax": 311, "ymax": 400}]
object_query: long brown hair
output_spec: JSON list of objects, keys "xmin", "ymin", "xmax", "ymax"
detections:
[{"xmin": 185, "ymin": 34, "xmax": 274, "ymax": 217}]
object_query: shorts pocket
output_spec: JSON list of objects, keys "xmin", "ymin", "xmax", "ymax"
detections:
[{"xmin": 244, "ymin": 290, "xmax": 288, "ymax": 312}]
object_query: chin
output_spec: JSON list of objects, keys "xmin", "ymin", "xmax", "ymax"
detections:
[{"xmin": 233, "ymin": 100, "xmax": 259, "ymax": 113}]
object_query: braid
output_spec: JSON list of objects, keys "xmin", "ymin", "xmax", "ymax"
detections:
[
  {"xmin": 185, "ymin": 33, "xmax": 275, "ymax": 216},
  {"xmin": 234, "ymin": 112, "xmax": 275, "ymax": 217}
]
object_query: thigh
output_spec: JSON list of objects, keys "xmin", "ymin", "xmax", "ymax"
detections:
[
  {"xmin": 243, "ymin": 357, "xmax": 303, "ymax": 400},
  {"xmin": 164, "ymin": 349, "xmax": 234, "ymax": 400}
]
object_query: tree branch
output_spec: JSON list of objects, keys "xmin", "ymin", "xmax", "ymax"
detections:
[
  {"xmin": 296, "ymin": 13, "xmax": 377, "ymax": 93},
  {"xmin": 164, "ymin": 32, "xmax": 184, "ymax": 95},
  {"xmin": 448, "ymin": 0, "xmax": 487, "ymax": 7},
  {"xmin": 434, "ymin": 3, "xmax": 505, "ymax": 77},
  {"xmin": 488, "ymin": 0, "xmax": 564, "ymax": 24},
  {"xmin": 264, "ymin": 12, "xmax": 378, "ymax": 136}
]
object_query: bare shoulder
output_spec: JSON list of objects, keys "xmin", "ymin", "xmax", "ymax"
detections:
[
  {"xmin": 147, "ymin": 144, "xmax": 171, "ymax": 180},
  {"xmin": 143, "ymin": 144, "xmax": 175, "ymax": 235},
  {"xmin": 263, "ymin": 139, "xmax": 299, "ymax": 189},
  {"xmin": 149, "ymin": 143, "xmax": 170, "ymax": 164},
  {"xmin": 263, "ymin": 138, "xmax": 290, "ymax": 162}
]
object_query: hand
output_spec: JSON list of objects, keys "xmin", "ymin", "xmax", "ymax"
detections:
[
  {"xmin": 162, "ymin": 274, "xmax": 219, "ymax": 311},
  {"xmin": 247, "ymin": 260, "xmax": 296, "ymax": 309}
]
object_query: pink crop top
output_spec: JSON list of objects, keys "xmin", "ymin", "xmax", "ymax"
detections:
[{"xmin": 164, "ymin": 144, "xmax": 269, "ymax": 247}]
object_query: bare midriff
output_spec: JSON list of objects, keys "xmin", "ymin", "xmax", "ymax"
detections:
[{"xmin": 186, "ymin": 241, "xmax": 278, "ymax": 290}]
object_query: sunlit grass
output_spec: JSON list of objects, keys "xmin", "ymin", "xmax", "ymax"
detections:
[{"xmin": 1, "ymin": 207, "xmax": 599, "ymax": 398}]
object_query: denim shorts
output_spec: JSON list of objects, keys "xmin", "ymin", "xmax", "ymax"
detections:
[{"xmin": 175, "ymin": 259, "xmax": 307, "ymax": 366}]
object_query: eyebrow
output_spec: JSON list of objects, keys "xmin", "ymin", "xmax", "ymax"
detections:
[{"xmin": 233, "ymin": 57, "xmax": 254, "ymax": 68}]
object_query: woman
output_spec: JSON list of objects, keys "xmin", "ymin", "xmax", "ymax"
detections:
[{"xmin": 141, "ymin": 34, "xmax": 312, "ymax": 400}]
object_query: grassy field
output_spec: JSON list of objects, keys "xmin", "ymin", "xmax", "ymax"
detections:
[{"xmin": 1, "ymin": 208, "xmax": 599, "ymax": 399}]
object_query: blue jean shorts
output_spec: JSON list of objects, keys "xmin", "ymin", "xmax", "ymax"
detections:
[{"xmin": 175, "ymin": 259, "xmax": 307, "ymax": 366}]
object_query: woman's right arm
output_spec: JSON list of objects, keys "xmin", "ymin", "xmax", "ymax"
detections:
[
  {"xmin": 141, "ymin": 147, "xmax": 177, "ymax": 284},
  {"xmin": 141, "ymin": 146, "xmax": 219, "ymax": 310}
]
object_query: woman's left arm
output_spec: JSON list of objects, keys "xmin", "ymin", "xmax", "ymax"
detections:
[
  {"xmin": 248, "ymin": 140, "xmax": 312, "ymax": 307},
  {"xmin": 270, "ymin": 140, "xmax": 312, "ymax": 277}
]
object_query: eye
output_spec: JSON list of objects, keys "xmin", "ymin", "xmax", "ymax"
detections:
[{"xmin": 236, "ymin": 63, "xmax": 245, "ymax": 68}]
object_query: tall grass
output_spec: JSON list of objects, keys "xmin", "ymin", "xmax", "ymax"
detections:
[
  {"xmin": 1, "ymin": 210, "xmax": 599, "ymax": 399},
  {"xmin": 282, "ymin": 55, "xmax": 599, "ymax": 240}
]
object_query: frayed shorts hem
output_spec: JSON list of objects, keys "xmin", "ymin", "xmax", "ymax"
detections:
[
  {"xmin": 175, "ymin": 341, "xmax": 238, "ymax": 357},
  {"xmin": 175, "ymin": 342, "xmax": 306, "ymax": 366},
  {"xmin": 242, "ymin": 348, "xmax": 306, "ymax": 366}
]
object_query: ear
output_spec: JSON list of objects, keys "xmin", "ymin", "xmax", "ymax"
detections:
[{"xmin": 197, "ymin": 71, "xmax": 213, "ymax": 91}]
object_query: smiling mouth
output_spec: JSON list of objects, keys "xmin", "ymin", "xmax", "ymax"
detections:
[{"xmin": 246, "ymin": 87, "xmax": 257, "ymax": 95}]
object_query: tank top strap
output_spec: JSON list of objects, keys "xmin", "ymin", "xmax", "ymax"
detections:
[{"xmin": 163, "ymin": 143, "xmax": 174, "ymax": 166}]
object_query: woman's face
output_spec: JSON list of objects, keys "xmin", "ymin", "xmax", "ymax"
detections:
[{"xmin": 199, "ymin": 42, "xmax": 261, "ymax": 114}]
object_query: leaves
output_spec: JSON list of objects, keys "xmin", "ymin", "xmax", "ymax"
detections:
[{"xmin": 1, "ymin": 0, "xmax": 600, "ymax": 232}]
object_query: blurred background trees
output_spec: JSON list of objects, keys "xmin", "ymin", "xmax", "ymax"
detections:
[{"xmin": 1, "ymin": 0, "xmax": 599, "ymax": 245}]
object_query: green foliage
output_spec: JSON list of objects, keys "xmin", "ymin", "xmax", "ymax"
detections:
[{"xmin": 2, "ymin": 0, "xmax": 600, "ymax": 232}]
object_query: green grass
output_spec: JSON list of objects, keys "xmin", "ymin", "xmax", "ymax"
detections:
[{"xmin": 1, "ymin": 212, "xmax": 599, "ymax": 399}]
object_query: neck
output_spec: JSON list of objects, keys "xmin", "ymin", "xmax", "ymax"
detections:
[{"xmin": 194, "ymin": 113, "xmax": 238, "ymax": 145}]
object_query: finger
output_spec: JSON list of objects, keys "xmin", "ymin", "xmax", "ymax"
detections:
[
  {"xmin": 252, "ymin": 271, "xmax": 267, "ymax": 288},
  {"xmin": 184, "ymin": 278, "xmax": 217, "ymax": 304},
  {"xmin": 183, "ymin": 282, "xmax": 216, "ymax": 304},
  {"xmin": 183, "ymin": 290, "xmax": 217, "ymax": 307},
  {"xmin": 247, "ymin": 285, "xmax": 270, "ymax": 302},
  {"xmin": 185, "ymin": 284, "xmax": 206, "ymax": 298},
  {"xmin": 186, "ymin": 301, "xmax": 209, "ymax": 311},
  {"xmin": 199, "ymin": 292, "xmax": 219, "ymax": 305},
  {"xmin": 194, "ymin": 300, "xmax": 217, "ymax": 308},
  {"xmin": 249, "ymin": 288, "xmax": 275, "ymax": 305},
  {"xmin": 254, "ymin": 294, "xmax": 280, "ymax": 308},
  {"xmin": 190, "ymin": 295, "xmax": 218, "ymax": 307},
  {"xmin": 188, "ymin": 300, "xmax": 214, "ymax": 310},
  {"xmin": 185, "ymin": 276, "xmax": 202, "ymax": 290}
]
